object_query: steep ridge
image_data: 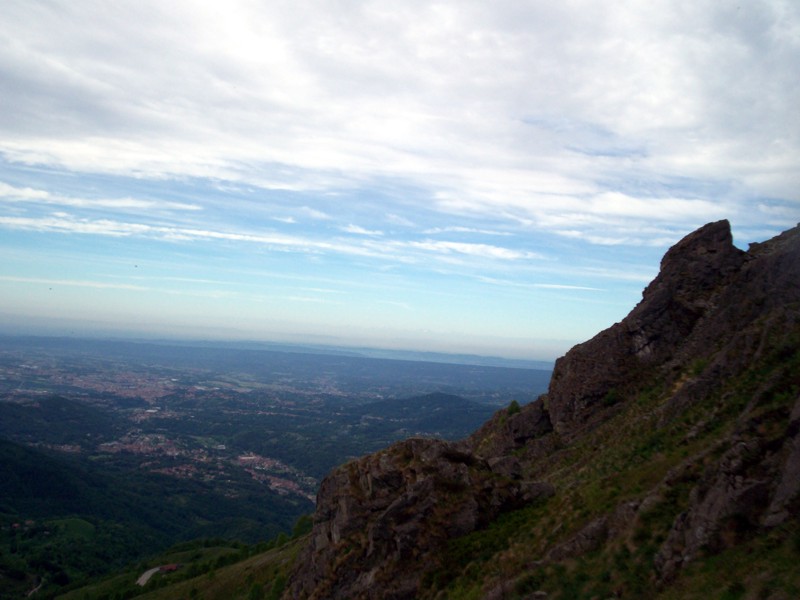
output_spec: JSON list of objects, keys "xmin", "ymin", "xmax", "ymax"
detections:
[{"xmin": 286, "ymin": 220, "xmax": 800, "ymax": 599}]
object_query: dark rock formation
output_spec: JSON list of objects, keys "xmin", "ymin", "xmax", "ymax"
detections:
[
  {"xmin": 286, "ymin": 220, "xmax": 800, "ymax": 599},
  {"xmin": 467, "ymin": 397, "xmax": 552, "ymax": 458},
  {"xmin": 546, "ymin": 220, "xmax": 748, "ymax": 436},
  {"xmin": 288, "ymin": 437, "xmax": 553, "ymax": 599}
]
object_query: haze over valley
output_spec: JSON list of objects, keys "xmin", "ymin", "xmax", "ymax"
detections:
[{"xmin": 0, "ymin": 335, "xmax": 550, "ymax": 596}]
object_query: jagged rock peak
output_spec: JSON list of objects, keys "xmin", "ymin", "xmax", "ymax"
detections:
[
  {"xmin": 546, "ymin": 220, "xmax": 760, "ymax": 436},
  {"xmin": 642, "ymin": 219, "xmax": 745, "ymax": 305}
]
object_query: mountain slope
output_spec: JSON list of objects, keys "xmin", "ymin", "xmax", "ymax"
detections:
[
  {"xmin": 0, "ymin": 437, "xmax": 308, "ymax": 599},
  {"xmin": 286, "ymin": 220, "xmax": 800, "ymax": 599}
]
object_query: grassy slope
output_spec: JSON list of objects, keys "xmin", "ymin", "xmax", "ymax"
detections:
[
  {"xmin": 418, "ymin": 335, "xmax": 800, "ymax": 599},
  {"xmin": 57, "ymin": 333, "xmax": 800, "ymax": 600},
  {"xmin": 82, "ymin": 337, "xmax": 798, "ymax": 600},
  {"xmin": 57, "ymin": 539, "xmax": 302, "ymax": 600}
]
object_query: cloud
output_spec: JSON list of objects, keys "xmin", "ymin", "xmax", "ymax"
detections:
[
  {"xmin": 300, "ymin": 206, "xmax": 333, "ymax": 220},
  {"xmin": 0, "ymin": 0, "xmax": 795, "ymax": 245},
  {"xmin": 0, "ymin": 1, "xmax": 797, "ymax": 361},
  {"xmin": 0, "ymin": 181, "xmax": 201, "ymax": 212},
  {"xmin": 282, "ymin": 296, "xmax": 340, "ymax": 304},
  {"xmin": 379, "ymin": 300, "xmax": 412, "ymax": 311},
  {"xmin": 476, "ymin": 275, "xmax": 604, "ymax": 293},
  {"xmin": 0, "ymin": 275, "xmax": 149, "ymax": 292},
  {"xmin": 533, "ymin": 284, "xmax": 604, "ymax": 292},
  {"xmin": 0, "ymin": 274, "xmax": 239, "ymax": 300},
  {"xmin": 385, "ymin": 213, "xmax": 415, "ymax": 227},
  {"xmin": 0, "ymin": 212, "xmax": 542, "ymax": 270},
  {"xmin": 0, "ymin": 215, "xmax": 151, "ymax": 237},
  {"xmin": 341, "ymin": 224, "xmax": 383, "ymax": 236},
  {"xmin": 423, "ymin": 226, "xmax": 511, "ymax": 236},
  {"xmin": 406, "ymin": 240, "xmax": 541, "ymax": 261}
]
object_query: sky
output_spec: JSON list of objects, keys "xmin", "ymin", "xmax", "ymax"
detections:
[{"xmin": 0, "ymin": 1, "xmax": 798, "ymax": 361}]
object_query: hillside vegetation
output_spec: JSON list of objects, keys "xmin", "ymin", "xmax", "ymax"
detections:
[
  {"xmin": 289, "ymin": 220, "xmax": 800, "ymax": 599},
  {"xmin": 59, "ymin": 220, "xmax": 800, "ymax": 599}
]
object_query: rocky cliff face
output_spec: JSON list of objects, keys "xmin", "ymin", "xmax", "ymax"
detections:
[
  {"xmin": 288, "ymin": 437, "xmax": 555, "ymax": 599},
  {"xmin": 546, "ymin": 220, "xmax": 748, "ymax": 436},
  {"xmin": 286, "ymin": 220, "xmax": 800, "ymax": 599}
]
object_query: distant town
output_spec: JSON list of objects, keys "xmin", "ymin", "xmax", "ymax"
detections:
[{"xmin": 0, "ymin": 336, "xmax": 552, "ymax": 500}]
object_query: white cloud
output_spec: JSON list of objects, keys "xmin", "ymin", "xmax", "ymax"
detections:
[
  {"xmin": 423, "ymin": 226, "xmax": 511, "ymax": 236},
  {"xmin": 0, "ymin": 212, "xmax": 544, "ymax": 270},
  {"xmin": 300, "ymin": 206, "xmax": 333, "ymax": 220},
  {"xmin": 406, "ymin": 240, "xmax": 541, "ymax": 261},
  {"xmin": 341, "ymin": 224, "xmax": 383, "ymax": 236},
  {"xmin": 533, "ymin": 284, "xmax": 604, "ymax": 292},
  {"xmin": 0, "ymin": 275, "xmax": 149, "ymax": 291},
  {"xmin": 477, "ymin": 275, "xmax": 605, "ymax": 292},
  {"xmin": 0, "ymin": 182, "xmax": 49, "ymax": 201},
  {"xmin": 385, "ymin": 213, "xmax": 415, "ymax": 227},
  {"xmin": 0, "ymin": 0, "xmax": 797, "ymax": 242},
  {"xmin": 0, "ymin": 215, "xmax": 151, "ymax": 237},
  {"xmin": 0, "ymin": 181, "xmax": 200, "ymax": 212}
]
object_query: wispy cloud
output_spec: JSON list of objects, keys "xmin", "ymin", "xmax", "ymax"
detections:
[
  {"xmin": 0, "ymin": 213, "xmax": 541, "ymax": 269},
  {"xmin": 341, "ymin": 224, "xmax": 383, "ymax": 236},
  {"xmin": 423, "ymin": 226, "xmax": 511, "ymax": 236},
  {"xmin": 476, "ymin": 275, "xmax": 604, "ymax": 292},
  {"xmin": 0, "ymin": 181, "xmax": 200, "ymax": 212},
  {"xmin": 533, "ymin": 283, "xmax": 604, "ymax": 292},
  {"xmin": 0, "ymin": 1, "xmax": 795, "ymax": 241},
  {"xmin": 0, "ymin": 275, "xmax": 150, "ymax": 291},
  {"xmin": 300, "ymin": 206, "xmax": 333, "ymax": 221},
  {"xmin": 282, "ymin": 295, "xmax": 341, "ymax": 304},
  {"xmin": 406, "ymin": 240, "xmax": 542, "ymax": 261},
  {"xmin": 0, "ymin": 275, "xmax": 237, "ymax": 300},
  {"xmin": 0, "ymin": 215, "xmax": 152, "ymax": 237},
  {"xmin": 385, "ymin": 213, "xmax": 415, "ymax": 227}
]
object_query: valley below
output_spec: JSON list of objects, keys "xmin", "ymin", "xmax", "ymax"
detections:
[{"xmin": 0, "ymin": 336, "xmax": 550, "ymax": 598}]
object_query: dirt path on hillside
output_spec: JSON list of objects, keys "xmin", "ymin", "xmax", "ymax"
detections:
[{"xmin": 136, "ymin": 566, "xmax": 161, "ymax": 586}]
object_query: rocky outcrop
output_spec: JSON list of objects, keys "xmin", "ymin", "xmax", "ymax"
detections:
[
  {"xmin": 764, "ymin": 396, "xmax": 800, "ymax": 526},
  {"xmin": 467, "ymin": 397, "xmax": 552, "ymax": 459},
  {"xmin": 655, "ymin": 392, "xmax": 800, "ymax": 581},
  {"xmin": 287, "ymin": 437, "xmax": 553, "ymax": 599},
  {"xmin": 546, "ymin": 220, "xmax": 748, "ymax": 436},
  {"xmin": 286, "ymin": 220, "xmax": 800, "ymax": 599}
]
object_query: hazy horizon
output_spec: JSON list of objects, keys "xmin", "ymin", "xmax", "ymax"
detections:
[{"xmin": 0, "ymin": 326, "xmax": 556, "ymax": 369}]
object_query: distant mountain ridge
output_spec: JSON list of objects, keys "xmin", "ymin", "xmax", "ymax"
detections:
[{"xmin": 286, "ymin": 220, "xmax": 800, "ymax": 599}]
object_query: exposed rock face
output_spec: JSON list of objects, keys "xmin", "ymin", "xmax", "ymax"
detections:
[
  {"xmin": 654, "ymin": 437, "xmax": 773, "ymax": 580},
  {"xmin": 286, "ymin": 220, "xmax": 800, "ymax": 599},
  {"xmin": 467, "ymin": 397, "xmax": 552, "ymax": 458},
  {"xmin": 288, "ymin": 437, "xmax": 553, "ymax": 599},
  {"xmin": 655, "ymin": 393, "xmax": 800, "ymax": 581},
  {"xmin": 547, "ymin": 220, "xmax": 748, "ymax": 436}
]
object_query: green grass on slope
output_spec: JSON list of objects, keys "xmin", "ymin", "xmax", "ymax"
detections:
[
  {"xmin": 418, "ymin": 339, "xmax": 800, "ymax": 599},
  {"xmin": 56, "ymin": 518, "xmax": 312, "ymax": 600},
  {"xmin": 131, "ymin": 540, "xmax": 301, "ymax": 600},
  {"xmin": 656, "ymin": 522, "xmax": 800, "ymax": 600}
]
